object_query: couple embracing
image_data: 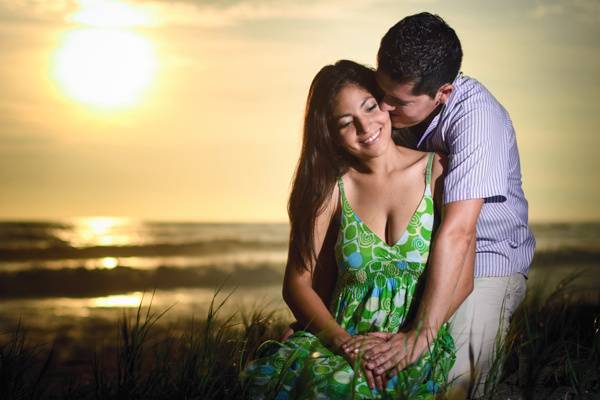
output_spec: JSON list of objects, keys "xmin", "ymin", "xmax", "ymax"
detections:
[{"xmin": 242, "ymin": 12, "xmax": 535, "ymax": 399}]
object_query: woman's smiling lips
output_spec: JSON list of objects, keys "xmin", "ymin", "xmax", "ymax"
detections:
[{"xmin": 359, "ymin": 128, "xmax": 381, "ymax": 145}]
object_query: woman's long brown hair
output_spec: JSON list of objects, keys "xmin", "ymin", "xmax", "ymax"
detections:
[{"xmin": 287, "ymin": 60, "xmax": 382, "ymax": 272}]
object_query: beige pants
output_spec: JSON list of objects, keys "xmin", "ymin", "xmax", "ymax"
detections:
[{"xmin": 448, "ymin": 273, "xmax": 527, "ymax": 398}]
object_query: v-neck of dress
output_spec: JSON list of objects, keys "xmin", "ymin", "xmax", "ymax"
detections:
[{"xmin": 338, "ymin": 178, "xmax": 428, "ymax": 249}]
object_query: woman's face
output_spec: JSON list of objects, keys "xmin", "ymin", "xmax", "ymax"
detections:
[{"xmin": 331, "ymin": 83, "xmax": 392, "ymax": 160}]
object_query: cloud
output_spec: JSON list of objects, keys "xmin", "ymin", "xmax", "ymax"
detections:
[
  {"xmin": 530, "ymin": 0, "xmax": 600, "ymax": 22},
  {"xmin": 0, "ymin": 0, "xmax": 384, "ymax": 28},
  {"xmin": 152, "ymin": 1, "xmax": 351, "ymax": 27},
  {"xmin": 0, "ymin": 0, "xmax": 77, "ymax": 24}
]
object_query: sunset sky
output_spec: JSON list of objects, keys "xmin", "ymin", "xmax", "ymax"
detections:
[{"xmin": 0, "ymin": 0, "xmax": 598, "ymax": 223}]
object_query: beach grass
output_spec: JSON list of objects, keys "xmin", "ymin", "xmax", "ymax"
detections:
[{"xmin": 0, "ymin": 279, "xmax": 598, "ymax": 400}]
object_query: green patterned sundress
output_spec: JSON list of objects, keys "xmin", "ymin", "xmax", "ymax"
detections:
[{"xmin": 241, "ymin": 153, "xmax": 455, "ymax": 399}]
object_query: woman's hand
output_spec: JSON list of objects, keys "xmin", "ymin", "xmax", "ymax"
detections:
[
  {"xmin": 279, "ymin": 321, "xmax": 304, "ymax": 341},
  {"xmin": 340, "ymin": 334, "xmax": 389, "ymax": 356},
  {"xmin": 362, "ymin": 329, "xmax": 434, "ymax": 377},
  {"xmin": 279, "ymin": 327, "xmax": 295, "ymax": 341}
]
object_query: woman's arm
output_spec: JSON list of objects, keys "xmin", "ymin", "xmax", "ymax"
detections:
[
  {"xmin": 283, "ymin": 188, "xmax": 389, "ymax": 391},
  {"xmin": 282, "ymin": 185, "xmax": 351, "ymax": 352}
]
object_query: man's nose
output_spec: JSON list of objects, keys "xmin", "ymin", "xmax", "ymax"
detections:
[{"xmin": 379, "ymin": 97, "xmax": 396, "ymax": 112}]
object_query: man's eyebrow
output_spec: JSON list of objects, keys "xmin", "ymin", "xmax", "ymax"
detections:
[{"xmin": 388, "ymin": 96, "xmax": 409, "ymax": 105}]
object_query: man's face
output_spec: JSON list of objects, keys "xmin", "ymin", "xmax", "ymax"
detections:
[{"xmin": 375, "ymin": 71, "xmax": 440, "ymax": 129}]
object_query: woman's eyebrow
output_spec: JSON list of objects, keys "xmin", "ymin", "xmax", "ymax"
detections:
[
  {"xmin": 360, "ymin": 96, "xmax": 374, "ymax": 107},
  {"xmin": 334, "ymin": 113, "xmax": 352, "ymax": 121},
  {"xmin": 333, "ymin": 96, "xmax": 374, "ymax": 120}
]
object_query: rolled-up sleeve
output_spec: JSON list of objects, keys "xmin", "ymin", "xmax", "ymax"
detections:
[{"xmin": 443, "ymin": 107, "xmax": 509, "ymax": 204}]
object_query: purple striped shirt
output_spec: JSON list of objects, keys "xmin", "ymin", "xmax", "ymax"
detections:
[{"xmin": 398, "ymin": 73, "xmax": 535, "ymax": 277}]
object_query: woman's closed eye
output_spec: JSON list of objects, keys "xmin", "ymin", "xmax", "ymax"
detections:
[
  {"xmin": 366, "ymin": 102, "xmax": 378, "ymax": 112},
  {"xmin": 338, "ymin": 118, "xmax": 353, "ymax": 129},
  {"xmin": 365, "ymin": 100, "xmax": 379, "ymax": 112}
]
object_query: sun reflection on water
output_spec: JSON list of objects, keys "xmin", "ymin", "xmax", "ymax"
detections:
[
  {"xmin": 91, "ymin": 292, "xmax": 144, "ymax": 308},
  {"xmin": 79, "ymin": 217, "xmax": 129, "ymax": 246},
  {"xmin": 53, "ymin": 216, "xmax": 140, "ymax": 248},
  {"xmin": 100, "ymin": 257, "xmax": 119, "ymax": 269}
]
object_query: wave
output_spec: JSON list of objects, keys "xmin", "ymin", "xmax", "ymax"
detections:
[
  {"xmin": 2, "ymin": 241, "xmax": 598, "ymax": 265},
  {"xmin": 0, "ymin": 263, "xmax": 284, "ymax": 299},
  {"xmin": 0, "ymin": 239, "xmax": 288, "ymax": 261}
]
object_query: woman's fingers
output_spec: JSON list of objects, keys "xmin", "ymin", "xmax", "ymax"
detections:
[
  {"xmin": 362, "ymin": 362, "xmax": 387, "ymax": 392},
  {"xmin": 361, "ymin": 359, "xmax": 389, "ymax": 392},
  {"xmin": 368, "ymin": 348, "xmax": 412, "ymax": 376},
  {"xmin": 342, "ymin": 336, "xmax": 384, "ymax": 355},
  {"xmin": 366, "ymin": 331, "xmax": 393, "ymax": 340},
  {"xmin": 279, "ymin": 327, "xmax": 295, "ymax": 341},
  {"xmin": 366, "ymin": 345, "xmax": 400, "ymax": 370},
  {"xmin": 354, "ymin": 338, "xmax": 385, "ymax": 356},
  {"xmin": 373, "ymin": 370, "xmax": 385, "ymax": 391},
  {"xmin": 363, "ymin": 340, "xmax": 392, "ymax": 361},
  {"xmin": 363, "ymin": 368, "xmax": 376, "ymax": 390},
  {"xmin": 340, "ymin": 336, "xmax": 363, "ymax": 351}
]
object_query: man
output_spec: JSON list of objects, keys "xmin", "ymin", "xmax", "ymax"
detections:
[{"xmin": 363, "ymin": 12, "xmax": 535, "ymax": 397}]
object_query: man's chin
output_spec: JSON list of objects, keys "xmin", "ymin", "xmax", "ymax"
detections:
[
  {"xmin": 389, "ymin": 116, "xmax": 416, "ymax": 129},
  {"xmin": 390, "ymin": 121, "xmax": 415, "ymax": 129}
]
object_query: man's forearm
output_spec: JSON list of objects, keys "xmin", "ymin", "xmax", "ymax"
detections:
[
  {"xmin": 444, "ymin": 233, "xmax": 476, "ymax": 321},
  {"xmin": 412, "ymin": 229, "xmax": 475, "ymax": 336}
]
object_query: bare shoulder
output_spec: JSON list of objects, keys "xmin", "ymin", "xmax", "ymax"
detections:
[
  {"xmin": 318, "ymin": 180, "xmax": 340, "ymax": 222},
  {"xmin": 394, "ymin": 145, "xmax": 430, "ymax": 170}
]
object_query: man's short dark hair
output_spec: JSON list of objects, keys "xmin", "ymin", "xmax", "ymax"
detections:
[{"xmin": 377, "ymin": 12, "xmax": 463, "ymax": 97}]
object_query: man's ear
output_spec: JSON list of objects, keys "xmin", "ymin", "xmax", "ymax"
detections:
[{"xmin": 437, "ymin": 83, "xmax": 454, "ymax": 104}]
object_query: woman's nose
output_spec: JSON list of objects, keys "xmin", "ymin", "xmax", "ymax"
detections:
[{"xmin": 355, "ymin": 117, "xmax": 369, "ymax": 134}]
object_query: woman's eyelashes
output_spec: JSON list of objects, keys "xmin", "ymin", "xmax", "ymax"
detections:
[
  {"xmin": 337, "ymin": 99, "xmax": 379, "ymax": 130},
  {"xmin": 338, "ymin": 118, "xmax": 352, "ymax": 129}
]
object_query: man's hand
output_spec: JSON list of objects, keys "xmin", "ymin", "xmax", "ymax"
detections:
[
  {"xmin": 362, "ymin": 329, "xmax": 434, "ymax": 377},
  {"xmin": 337, "ymin": 334, "xmax": 389, "ymax": 391},
  {"xmin": 341, "ymin": 333, "xmax": 390, "ymax": 356}
]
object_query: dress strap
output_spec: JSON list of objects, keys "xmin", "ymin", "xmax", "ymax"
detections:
[
  {"xmin": 425, "ymin": 152, "xmax": 435, "ymax": 193},
  {"xmin": 337, "ymin": 178, "xmax": 344, "ymax": 199},
  {"xmin": 337, "ymin": 178, "xmax": 349, "ymax": 214}
]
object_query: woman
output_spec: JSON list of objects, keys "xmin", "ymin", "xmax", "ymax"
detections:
[{"xmin": 241, "ymin": 60, "xmax": 455, "ymax": 399}]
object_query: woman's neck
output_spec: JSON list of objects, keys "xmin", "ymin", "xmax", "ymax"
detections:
[{"xmin": 353, "ymin": 144, "xmax": 402, "ymax": 176}]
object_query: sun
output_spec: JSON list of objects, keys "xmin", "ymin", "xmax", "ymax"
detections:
[{"xmin": 52, "ymin": 2, "xmax": 158, "ymax": 109}]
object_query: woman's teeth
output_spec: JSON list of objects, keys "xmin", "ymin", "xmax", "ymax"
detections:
[{"xmin": 361, "ymin": 129, "xmax": 381, "ymax": 144}]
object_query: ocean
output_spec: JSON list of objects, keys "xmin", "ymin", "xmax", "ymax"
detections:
[{"xmin": 0, "ymin": 218, "xmax": 599, "ymax": 343}]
